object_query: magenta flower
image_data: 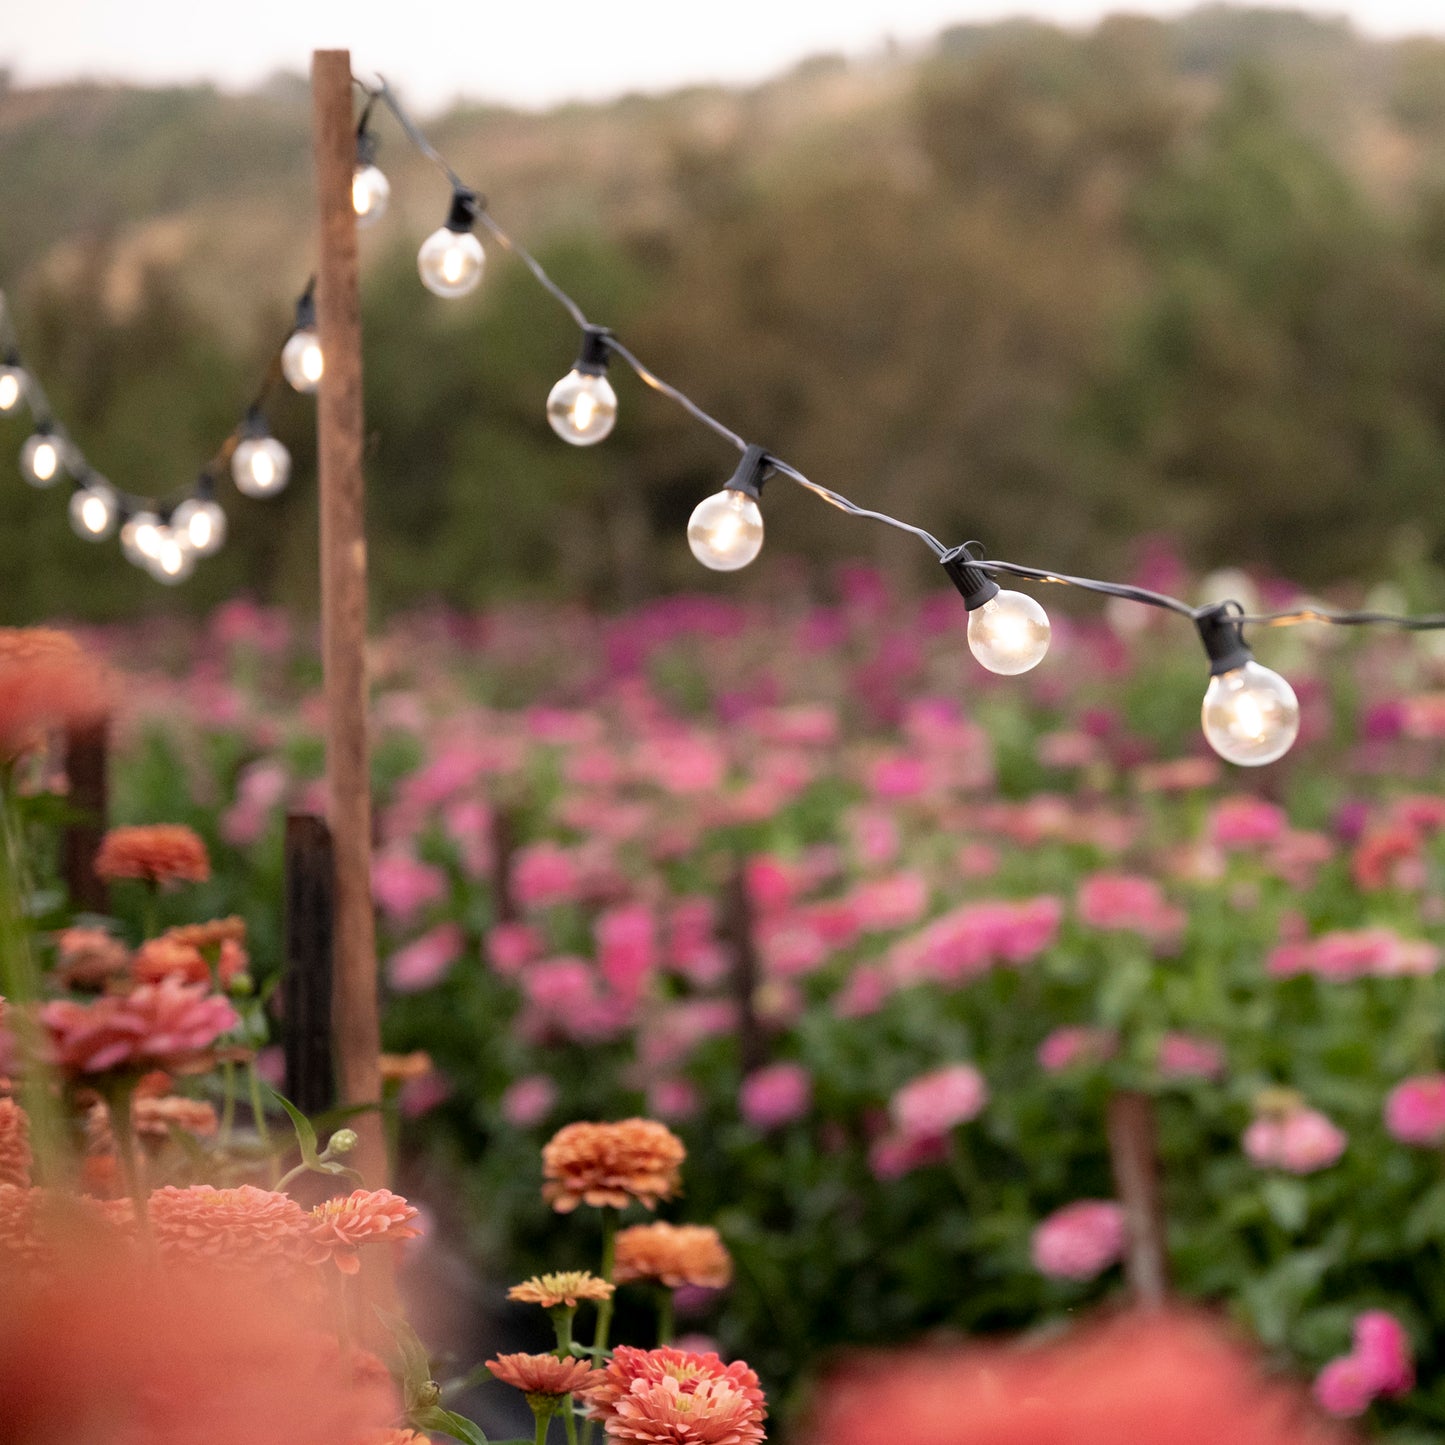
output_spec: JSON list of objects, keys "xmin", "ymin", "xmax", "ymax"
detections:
[
  {"xmin": 1030, "ymin": 1200, "xmax": 1126, "ymax": 1280},
  {"xmin": 889, "ymin": 1064, "xmax": 987, "ymax": 1141},
  {"xmin": 1314, "ymin": 1310, "xmax": 1414, "ymax": 1416},
  {"xmin": 596, "ymin": 904, "xmax": 658, "ymax": 998},
  {"xmin": 371, "ymin": 848, "xmax": 447, "ymax": 923},
  {"xmin": 1038, "ymin": 1026, "xmax": 1118, "ymax": 1073},
  {"xmin": 1314, "ymin": 1355, "xmax": 1378, "ymax": 1417},
  {"xmin": 1208, "ymin": 795, "xmax": 1288, "ymax": 849},
  {"xmin": 1156, "ymin": 1032, "xmax": 1225, "ymax": 1081},
  {"xmin": 500, "ymin": 1074, "xmax": 558, "ymax": 1127},
  {"xmin": 512, "ymin": 842, "xmax": 581, "ymax": 910},
  {"xmin": 386, "ymin": 923, "xmax": 463, "ymax": 993},
  {"xmin": 1076, "ymin": 873, "xmax": 1185, "ymax": 951},
  {"xmin": 1385, "ymin": 1075, "xmax": 1445, "ymax": 1146},
  {"xmin": 739, "ymin": 1063, "xmax": 812, "ymax": 1130},
  {"xmin": 1243, "ymin": 1107, "xmax": 1346, "ymax": 1174}
]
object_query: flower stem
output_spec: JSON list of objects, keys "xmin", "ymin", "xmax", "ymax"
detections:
[
  {"xmin": 108, "ymin": 1076, "xmax": 147, "ymax": 1224},
  {"xmin": 657, "ymin": 1288, "xmax": 674, "ymax": 1347},
  {"xmin": 582, "ymin": 1212, "xmax": 619, "ymax": 1445},
  {"xmin": 246, "ymin": 1059, "xmax": 275, "ymax": 1180},
  {"xmin": 563, "ymin": 1397, "xmax": 579, "ymax": 1445},
  {"xmin": 534, "ymin": 1409, "xmax": 551, "ymax": 1445},
  {"xmin": 219, "ymin": 1059, "xmax": 237, "ymax": 1147}
]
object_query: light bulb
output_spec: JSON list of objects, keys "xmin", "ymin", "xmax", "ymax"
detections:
[
  {"xmin": 547, "ymin": 369, "xmax": 617, "ymax": 445},
  {"xmin": 688, "ymin": 489, "xmax": 765, "ymax": 571},
  {"xmin": 0, "ymin": 365, "xmax": 24, "ymax": 414},
  {"xmin": 282, "ymin": 327, "xmax": 324, "ymax": 393},
  {"xmin": 20, "ymin": 430, "xmax": 63, "ymax": 487},
  {"xmin": 147, "ymin": 529, "xmax": 195, "ymax": 585},
  {"xmin": 352, "ymin": 164, "xmax": 390, "ymax": 228},
  {"xmin": 232, "ymin": 434, "xmax": 292, "ymax": 498},
  {"xmin": 1201, "ymin": 660, "xmax": 1300, "ymax": 766},
  {"xmin": 967, "ymin": 590, "xmax": 1051, "ymax": 675},
  {"xmin": 172, "ymin": 497, "xmax": 226, "ymax": 556},
  {"xmin": 418, "ymin": 226, "xmax": 484, "ymax": 298},
  {"xmin": 69, "ymin": 481, "xmax": 118, "ymax": 541},
  {"xmin": 120, "ymin": 511, "xmax": 164, "ymax": 567}
]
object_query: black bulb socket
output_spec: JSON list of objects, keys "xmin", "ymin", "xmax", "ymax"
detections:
[
  {"xmin": 1195, "ymin": 602, "xmax": 1255, "ymax": 676},
  {"xmin": 445, "ymin": 188, "xmax": 482, "ymax": 233},
  {"xmin": 294, "ymin": 289, "xmax": 318, "ymax": 331},
  {"xmin": 725, "ymin": 444, "xmax": 772, "ymax": 500},
  {"xmin": 940, "ymin": 545, "xmax": 1000, "ymax": 612},
  {"xmin": 574, "ymin": 326, "xmax": 614, "ymax": 377}
]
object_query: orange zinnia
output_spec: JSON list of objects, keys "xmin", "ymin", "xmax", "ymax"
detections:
[
  {"xmin": 508, "ymin": 1270, "xmax": 615, "ymax": 1309},
  {"xmin": 303, "ymin": 1189, "xmax": 421, "ymax": 1274},
  {"xmin": 52, "ymin": 926, "xmax": 130, "ymax": 990},
  {"xmin": 95, "ymin": 825, "xmax": 211, "ymax": 887},
  {"xmin": 0, "ymin": 627, "xmax": 111, "ymax": 762},
  {"xmin": 148, "ymin": 1184, "xmax": 308, "ymax": 1268},
  {"xmin": 614, "ymin": 1223, "xmax": 732, "ymax": 1290},
  {"xmin": 488, "ymin": 1351, "xmax": 605, "ymax": 1398},
  {"xmin": 585, "ymin": 1348, "xmax": 767, "ymax": 1445},
  {"xmin": 542, "ymin": 1119, "xmax": 685, "ymax": 1213},
  {"xmin": 131, "ymin": 936, "xmax": 210, "ymax": 986}
]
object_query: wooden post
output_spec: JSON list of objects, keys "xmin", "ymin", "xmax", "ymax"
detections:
[
  {"xmin": 283, "ymin": 814, "xmax": 336, "ymax": 1117},
  {"xmin": 1106, "ymin": 1089, "xmax": 1170, "ymax": 1308},
  {"xmin": 725, "ymin": 857, "xmax": 767, "ymax": 1075},
  {"xmin": 491, "ymin": 805, "xmax": 519, "ymax": 925},
  {"xmin": 311, "ymin": 49, "xmax": 386, "ymax": 1190},
  {"xmin": 61, "ymin": 721, "xmax": 109, "ymax": 914}
]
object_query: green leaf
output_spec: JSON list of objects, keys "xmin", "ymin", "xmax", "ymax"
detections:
[
  {"xmin": 1260, "ymin": 1176, "xmax": 1309, "ymax": 1234},
  {"xmin": 413, "ymin": 1404, "xmax": 490, "ymax": 1445},
  {"xmin": 375, "ymin": 1306, "xmax": 433, "ymax": 1398},
  {"xmin": 269, "ymin": 1088, "xmax": 320, "ymax": 1167}
]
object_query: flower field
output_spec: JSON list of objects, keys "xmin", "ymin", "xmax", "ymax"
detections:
[{"xmin": 33, "ymin": 558, "xmax": 1445, "ymax": 1441}]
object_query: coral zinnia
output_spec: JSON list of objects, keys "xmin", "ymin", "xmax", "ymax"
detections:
[
  {"xmin": 0, "ymin": 627, "xmax": 111, "ymax": 762},
  {"xmin": 542, "ymin": 1119, "xmax": 686, "ymax": 1212},
  {"xmin": 585, "ymin": 1347, "xmax": 767, "ymax": 1433},
  {"xmin": 131, "ymin": 936, "xmax": 210, "ymax": 986},
  {"xmin": 52, "ymin": 926, "xmax": 130, "ymax": 990},
  {"xmin": 303, "ymin": 1188, "xmax": 421, "ymax": 1274},
  {"xmin": 88, "ymin": 1093, "xmax": 218, "ymax": 1152},
  {"xmin": 42, "ymin": 978, "xmax": 239, "ymax": 1075},
  {"xmin": 509, "ymin": 1269, "xmax": 616, "ymax": 1308},
  {"xmin": 95, "ymin": 825, "xmax": 211, "ymax": 887},
  {"xmin": 614, "ymin": 1222, "xmax": 733, "ymax": 1290},
  {"xmin": 148, "ymin": 1184, "xmax": 308, "ymax": 1267},
  {"xmin": 488, "ymin": 1351, "xmax": 605, "ymax": 1398},
  {"xmin": 606, "ymin": 1376, "xmax": 766, "ymax": 1445},
  {"xmin": 0, "ymin": 1099, "xmax": 31, "ymax": 1188}
]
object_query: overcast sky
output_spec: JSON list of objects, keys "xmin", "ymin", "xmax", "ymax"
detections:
[{"xmin": 6, "ymin": 0, "xmax": 1445, "ymax": 111}]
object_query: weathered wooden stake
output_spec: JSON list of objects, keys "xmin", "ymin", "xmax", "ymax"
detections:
[
  {"xmin": 311, "ymin": 48, "xmax": 386, "ymax": 1191},
  {"xmin": 1106, "ymin": 1088, "xmax": 1170, "ymax": 1308},
  {"xmin": 491, "ymin": 805, "xmax": 519, "ymax": 925},
  {"xmin": 283, "ymin": 813, "xmax": 336, "ymax": 1116},
  {"xmin": 61, "ymin": 721, "xmax": 109, "ymax": 914},
  {"xmin": 725, "ymin": 857, "xmax": 767, "ymax": 1074}
]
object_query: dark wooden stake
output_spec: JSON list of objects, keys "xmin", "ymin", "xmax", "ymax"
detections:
[
  {"xmin": 724, "ymin": 857, "xmax": 767, "ymax": 1074},
  {"xmin": 283, "ymin": 813, "xmax": 336, "ymax": 1116},
  {"xmin": 1106, "ymin": 1088, "xmax": 1170, "ymax": 1308},
  {"xmin": 312, "ymin": 48, "xmax": 386, "ymax": 1192},
  {"xmin": 61, "ymin": 721, "xmax": 109, "ymax": 914},
  {"xmin": 491, "ymin": 805, "xmax": 519, "ymax": 925}
]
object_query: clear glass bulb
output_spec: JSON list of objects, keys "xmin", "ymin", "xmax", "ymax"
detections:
[
  {"xmin": 147, "ymin": 529, "xmax": 195, "ymax": 585},
  {"xmin": 352, "ymin": 164, "xmax": 390, "ymax": 229},
  {"xmin": 69, "ymin": 481, "xmax": 119, "ymax": 541},
  {"xmin": 967, "ymin": 590, "xmax": 1051, "ymax": 675},
  {"xmin": 282, "ymin": 327, "xmax": 324, "ymax": 393},
  {"xmin": 0, "ymin": 366, "xmax": 24, "ymax": 413},
  {"xmin": 547, "ymin": 370, "xmax": 618, "ymax": 445},
  {"xmin": 120, "ymin": 511, "xmax": 164, "ymax": 567},
  {"xmin": 687, "ymin": 488, "xmax": 765, "ymax": 571},
  {"xmin": 232, "ymin": 435, "xmax": 292, "ymax": 498},
  {"xmin": 417, "ymin": 227, "xmax": 484, "ymax": 298},
  {"xmin": 172, "ymin": 497, "xmax": 226, "ymax": 556},
  {"xmin": 1201, "ymin": 660, "xmax": 1300, "ymax": 766},
  {"xmin": 20, "ymin": 432, "xmax": 62, "ymax": 487}
]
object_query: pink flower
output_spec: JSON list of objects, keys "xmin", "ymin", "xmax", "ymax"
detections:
[
  {"xmin": 486, "ymin": 921, "xmax": 544, "ymax": 976},
  {"xmin": 1038, "ymin": 1026, "xmax": 1118, "ymax": 1073},
  {"xmin": 371, "ymin": 849, "xmax": 447, "ymax": 923},
  {"xmin": 739, "ymin": 1064, "xmax": 812, "ymax": 1130},
  {"xmin": 1030, "ymin": 1200, "xmax": 1126, "ymax": 1281},
  {"xmin": 42, "ymin": 979, "xmax": 238, "ymax": 1074},
  {"xmin": 834, "ymin": 965, "xmax": 889, "ymax": 1019},
  {"xmin": 596, "ymin": 904, "xmax": 657, "ymax": 998},
  {"xmin": 867, "ymin": 1130, "xmax": 950, "ymax": 1180},
  {"xmin": 1384, "ymin": 1075, "xmax": 1445, "ymax": 1146},
  {"xmin": 890, "ymin": 1065, "xmax": 987, "ymax": 1141},
  {"xmin": 849, "ymin": 874, "xmax": 929, "ymax": 934},
  {"xmin": 649, "ymin": 1077, "xmax": 702, "ymax": 1122},
  {"xmin": 1209, "ymin": 795, "xmax": 1287, "ymax": 849},
  {"xmin": 386, "ymin": 924, "xmax": 463, "ymax": 993},
  {"xmin": 1156, "ymin": 1033, "xmax": 1225, "ymax": 1081},
  {"xmin": 512, "ymin": 842, "xmax": 580, "ymax": 910},
  {"xmin": 1076, "ymin": 873, "xmax": 1185, "ymax": 950},
  {"xmin": 501, "ymin": 1074, "xmax": 557, "ymax": 1127},
  {"xmin": 866, "ymin": 754, "xmax": 931, "ymax": 801},
  {"xmin": 846, "ymin": 809, "xmax": 900, "ymax": 869},
  {"xmin": 1243, "ymin": 1107, "xmax": 1346, "ymax": 1174},
  {"xmin": 399, "ymin": 1072, "xmax": 452, "ymax": 1119},
  {"xmin": 744, "ymin": 856, "xmax": 805, "ymax": 917},
  {"xmin": 221, "ymin": 760, "xmax": 288, "ymax": 846},
  {"xmin": 1314, "ymin": 1355, "xmax": 1377, "ymax": 1417},
  {"xmin": 638, "ymin": 732, "xmax": 727, "ymax": 795},
  {"xmin": 1354, "ymin": 1310, "xmax": 1414, "ymax": 1395}
]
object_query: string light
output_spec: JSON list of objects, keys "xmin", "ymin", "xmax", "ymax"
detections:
[
  {"xmin": 119, "ymin": 511, "xmax": 164, "ymax": 568},
  {"xmin": 20, "ymin": 426, "xmax": 63, "ymax": 487},
  {"xmin": 688, "ymin": 445, "xmax": 769, "ymax": 571},
  {"xmin": 352, "ymin": 113, "xmax": 389, "ymax": 230},
  {"xmin": 1195, "ymin": 605, "xmax": 1301, "ymax": 766},
  {"xmin": 147, "ymin": 527, "xmax": 196, "ymax": 585},
  {"xmin": 231, "ymin": 410, "xmax": 292, "ymax": 498},
  {"xmin": 547, "ymin": 327, "xmax": 618, "ymax": 445},
  {"xmin": 282, "ymin": 288, "xmax": 324, "ymax": 393},
  {"xmin": 171, "ymin": 490, "xmax": 227, "ymax": 557},
  {"xmin": 418, "ymin": 189, "xmax": 484, "ymax": 298},
  {"xmin": 68, "ymin": 477, "xmax": 119, "ymax": 541},
  {"xmin": 0, "ymin": 355, "xmax": 24, "ymax": 414}
]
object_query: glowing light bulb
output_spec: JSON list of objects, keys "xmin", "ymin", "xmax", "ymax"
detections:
[
  {"xmin": 232, "ymin": 433, "xmax": 292, "ymax": 498},
  {"xmin": 547, "ymin": 370, "xmax": 617, "ymax": 445},
  {"xmin": 0, "ymin": 365, "xmax": 24, "ymax": 414},
  {"xmin": 172, "ymin": 497, "xmax": 226, "ymax": 556},
  {"xmin": 1201, "ymin": 660, "xmax": 1299, "ymax": 766},
  {"xmin": 120, "ymin": 511, "xmax": 164, "ymax": 567},
  {"xmin": 688, "ymin": 489, "xmax": 765, "ymax": 571},
  {"xmin": 69, "ymin": 480, "xmax": 119, "ymax": 541},
  {"xmin": 20, "ymin": 430, "xmax": 63, "ymax": 487},
  {"xmin": 967, "ymin": 590, "xmax": 1051, "ymax": 675},
  {"xmin": 352, "ymin": 164, "xmax": 390, "ymax": 228},
  {"xmin": 147, "ymin": 529, "xmax": 195, "ymax": 585},
  {"xmin": 418, "ymin": 226, "xmax": 484, "ymax": 297},
  {"xmin": 282, "ymin": 328, "xmax": 324, "ymax": 393}
]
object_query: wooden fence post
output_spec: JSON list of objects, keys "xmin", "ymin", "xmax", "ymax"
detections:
[
  {"xmin": 725, "ymin": 857, "xmax": 767, "ymax": 1075},
  {"xmin": 283, "ymin": 813, "xmax": 336, "ymax": 1117},
  {"xmin": 491, "ymin": 804, "xmax": 519, "ymax": 925},
  {"xmin": 1106, "ymin": 1088, "xmax": 1170, "ymax": 1308},
  {"xmin": 61, "ymin": 721, "xmax": 109, "ymax": 914}
]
